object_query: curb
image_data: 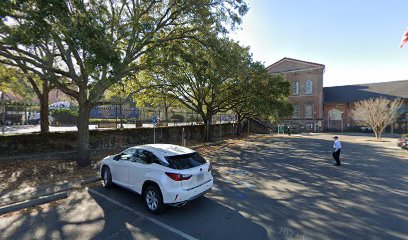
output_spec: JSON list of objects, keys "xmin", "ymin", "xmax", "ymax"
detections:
[
  {"xmin": 0, "ymin": 192, "xmax": 68, "ymax": 215},
  {"xmin": 0, "ymin": 175, "xmax": 100, "ymax": 215},
  {"xmin": 80, "ymin": 176, "xmax": 101, "ymax": 186}
]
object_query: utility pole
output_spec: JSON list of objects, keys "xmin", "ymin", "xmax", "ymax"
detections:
[{"xmin": 152, "ymin": 113, "xmax": 157, "ymax": 144}]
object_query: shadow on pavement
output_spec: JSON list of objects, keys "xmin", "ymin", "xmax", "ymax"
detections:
[
  {"xmin": 1, "ymin": 134, "xmax": 407, "ymax": 239},
  {"xmin": 207, "ymin": 135, "xmax": 408, "ymax": 239}
]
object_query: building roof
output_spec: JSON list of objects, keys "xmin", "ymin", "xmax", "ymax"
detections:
[
  {"xmin": 267, "ymin": 57, "xmax": 325, "ymax": 73},
  {"xmin": 323, "ymin": 80, "xmax": 408, "ymax": 103}
]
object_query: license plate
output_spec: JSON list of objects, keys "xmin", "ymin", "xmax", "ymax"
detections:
[{"xmin": 197, "ymin": 173, "xmax": 204, "ymax": 181}]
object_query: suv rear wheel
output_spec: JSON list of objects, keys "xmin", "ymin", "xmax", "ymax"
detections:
[{"xmin": 144, "ymin": 185, "xmax": 164, "ymax": 214}]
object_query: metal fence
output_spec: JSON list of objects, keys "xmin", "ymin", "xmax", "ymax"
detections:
[
  {"xmin": 0, "ymin": 99, "xmax": 238, "ymax": 136},
  {"xmin": 0, "ymin": 102, "xmax": 39, "ymax": 125}
]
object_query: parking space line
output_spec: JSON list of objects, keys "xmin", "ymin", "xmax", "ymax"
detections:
[{"xmin": 88, "ymin": 188, "xmax": 198, "ymax": 240}]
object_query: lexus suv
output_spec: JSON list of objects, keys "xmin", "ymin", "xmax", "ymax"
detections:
[{"xmin": 100, "ymin": 144, "xmax": 213, "ymax": 214}]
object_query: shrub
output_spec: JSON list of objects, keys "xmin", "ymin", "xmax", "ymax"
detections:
[{"xmin": 51, "ymin": 108, "xmax": 78, "ymax": 125}]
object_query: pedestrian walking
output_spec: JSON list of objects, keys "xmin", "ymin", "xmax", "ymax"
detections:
[
  {"xmin": 287, "ymin": 126, "xmax": 291, "ymax": 136},
  {"xmin": 332, "ymin": 136, "xmax": 342, "ymax": 166}
]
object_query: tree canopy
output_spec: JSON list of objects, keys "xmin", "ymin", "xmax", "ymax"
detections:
[
  {"xmin": 0, "ymin": 0, "xmax": 248, "ymax": 166},
  {"xmin": 133, "ymin": 36, "xmax": 291, "ymax": 139}
]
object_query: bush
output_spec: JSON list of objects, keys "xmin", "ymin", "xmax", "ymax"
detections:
[{"xmin": 51, "ymin": 108, "xmax": 78, "ymax": 125}]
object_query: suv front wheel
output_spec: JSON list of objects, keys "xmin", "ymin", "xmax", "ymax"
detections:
[{"xmin": 102, "ymin": 167, "xmax": 113, "ymax": 188}]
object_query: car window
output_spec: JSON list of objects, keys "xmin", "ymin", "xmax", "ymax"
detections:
[
  {"xmin": 132, "ymin": 150, "xmax": 162, "ymax": 165},
  {"xmin": 165, "ymin": 152, "xmax": 206, "ymax": 170},
  {"xmin": 119, "ymin": 148, "xmax": 137, "ymax": 161},
  {"xmin": 145, "ymin": 151, "xmax": 162, "ymax": 165}
]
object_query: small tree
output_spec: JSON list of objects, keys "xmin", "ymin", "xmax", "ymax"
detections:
[{"xmin": 351, "ymin": 97, "xmax": 403, "ymax": 139}]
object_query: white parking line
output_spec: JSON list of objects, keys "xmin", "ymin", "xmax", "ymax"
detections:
[{"xmin": 88, "ymin": 188, "xmax": 198, "ymax": 240}]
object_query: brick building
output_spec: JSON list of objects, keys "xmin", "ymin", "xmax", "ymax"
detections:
[
  {"xmin": 267, "ymin": 58, "xmax": 325, "ymax": 132},
  {"xmin": 268, "ymin": 57, "xmax": 408, "ymax": 133},
  {"xmin": 323, "ymin": 81, "xmax": 408, "ymax": 132}
]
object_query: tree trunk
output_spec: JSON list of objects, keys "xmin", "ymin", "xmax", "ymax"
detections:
[
  {"xmin": 373, "ymin": 127, "xmax": 380, "ymax": 140},
  {"xmin": 1, "ymin": 92, "xmax": 5, "ymax": 135},
  {"xmin": 164, "ymin": 103, "xmax": 169, "ymax": 122},
  {"xmin": 205, "ymin": 112, "xmax": 213, "ymax": 142},
  {"xmin": 77, "ymin": 101, "xmax": 91, "ymax": 167},
  {"xmin": 377, "ymin": 126, "xmax": 383, "ymax": 140},
  {"xmin": 39, "ymin": 92, "xmax": 50, "ymax": 134},
  {"xmin": 236, "ymin": 115, "xmax": 243, "ymax": 136}
]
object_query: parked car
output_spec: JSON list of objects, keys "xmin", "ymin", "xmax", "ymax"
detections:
[
  {"xmin": 361, "ymin": 126, "xmax": 373, "ymax": 133},
  {"xmin": 27, "ymin": 113, "xmax": 55, "ymax": 125},
  {"xmin": 397, "ymin": 134, "xmax": 408, "ymax": 150},
  {"xmin": 100, "ymin": 144, "xmax": 213, "ymax": 214},
  {"xmin": 0, "ymin": 115, "xmax": 22, "ymax": 125}
]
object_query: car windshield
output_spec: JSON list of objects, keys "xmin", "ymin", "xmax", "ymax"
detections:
[{"xmin": 165, "ymin": 152, "xmax": 206, "ymax": 170}]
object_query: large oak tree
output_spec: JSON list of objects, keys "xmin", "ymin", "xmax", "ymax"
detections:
[
  {"xmin": 141, "ymin": 36, "xmax": 252, "ymax": 140},
  {"xmin": 0, "ymin": 0, "xmax": 247, "ymax": 166}
]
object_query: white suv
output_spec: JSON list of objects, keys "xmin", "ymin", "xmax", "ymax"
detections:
[{"xmin": 100, "ymin": 144, "xmax": 213, "ymax": 214}]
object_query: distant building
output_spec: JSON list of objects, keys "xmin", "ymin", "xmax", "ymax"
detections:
[
  {"xmin": 323, "ymin": 81, "xmax": 408, "ymax": 132},
  {"xmin": 267, "ymin": 58, "xmax": 325, "ymax": 132},
  {"xmin": 268, "ymin": 57, "xmax": 408, "ymax": 133},
  {"xmin": 48, "ymin": 89, "xmax": 75, "ymax": 104}
]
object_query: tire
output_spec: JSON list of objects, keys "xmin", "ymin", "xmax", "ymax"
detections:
[
  {"xmin": 143, "ymin": 185, "xmax": 165, "ymax": 214},
  {"xmin": 102, "ymin": 166, "xmax": 113, "ymax": 188}
]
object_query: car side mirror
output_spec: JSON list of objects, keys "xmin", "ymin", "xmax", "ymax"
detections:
[{"xmin": 113, "ymin": 155, "xmax": 120, "ymax": 161}]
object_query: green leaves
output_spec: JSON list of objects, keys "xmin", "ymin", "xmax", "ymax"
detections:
[
  {"xmin": 0, "ymin": 0, "xmax": 249, "ymax": 164},
  {"xmin": 0, "ymin": 65, "xmax": 36, "ymax": 101}
]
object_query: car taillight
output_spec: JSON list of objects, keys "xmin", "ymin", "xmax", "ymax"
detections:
[
  {"xmin": 165, "ymin": 172, "xmax": 192, "ymax": 181},
  {"xmin": 208, "ymin": 163, "xmax": 212, "ymax": 172}
]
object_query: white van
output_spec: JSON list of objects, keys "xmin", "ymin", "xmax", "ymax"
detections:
[{"xmin": 49, "ymin": 101, "xmax": 72, "ymax": 110}]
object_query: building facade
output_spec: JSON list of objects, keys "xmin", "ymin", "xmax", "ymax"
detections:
[
  {"xmin": 268, "ymin": 58, "xmax": 408, "ymax": 133},
  {"xmin": 267, "ymin": 58, "xmax": 325, "ymax": 132},
  {"xmin": 323, "ymin": 81, "xmax": 408, "ymax": 132}
]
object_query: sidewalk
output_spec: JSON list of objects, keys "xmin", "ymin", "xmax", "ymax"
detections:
[{"xmin": 0, "ymin": 175, "xmax": 100, "ymax": 215}]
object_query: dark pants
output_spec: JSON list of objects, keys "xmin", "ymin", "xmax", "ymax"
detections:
[{"xmin": 332, "ymin": 149, "xmax": 341, "ymax": 165}]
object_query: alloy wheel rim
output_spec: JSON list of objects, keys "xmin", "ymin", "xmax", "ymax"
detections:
[{"xmin": 146, "ymin": 190, "xmax": 158, "ymax": 210}]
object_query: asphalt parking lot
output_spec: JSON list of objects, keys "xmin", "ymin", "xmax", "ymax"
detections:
[{"xmin": 1, "ymin": 134, "xmax": 407, "ymax": 240}]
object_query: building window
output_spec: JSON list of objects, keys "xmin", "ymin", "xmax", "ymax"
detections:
[
  {"xmin": 305, "ymin": 80, "xmax": 313, "ymax": 95},
  {"xmin": 292, "ymin": 81, "xmax": 299, "ymax": 95},
  {"xmin": 293, "ymin": 104, "xmax": 299, "ymax": 118},
  {"xmin": 305, "ymin": 103, "xmax": 313, "ymax": 119}
]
